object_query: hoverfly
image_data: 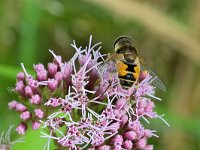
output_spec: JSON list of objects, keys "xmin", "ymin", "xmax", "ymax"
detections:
[{"xmin": 99, "ymin": 35, "xmax": 166, "ymax": 91}]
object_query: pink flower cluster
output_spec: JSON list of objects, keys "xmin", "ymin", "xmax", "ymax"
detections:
[{"xmin": 8, "ymin": 36, "xmax": 169, "ymax": 150}]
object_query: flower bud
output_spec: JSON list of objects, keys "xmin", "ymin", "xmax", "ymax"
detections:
[
  {"xmin": 55, "ymin": 72, "xmax": 63, "ymax": 85},
  {"xmin": 109, "ymin": 122, "xmax": 120, "ymax": 133},
  {"xmin": 15, "ymin": 103, "xmax": 27, "ymax": 112},
  {"xmin": 17, "ymin": 72, "xmax": 25, "ymax": 81},
  {"xmin": 16, "ymin": 123, "xmax": 27, "ymax": 135},
  {"xmin": 135, "ymin": 137, "xmax": 147, "ymax": 149},
  {"xmin": 15, "ymin": 81, "xmax": 25, "ymax": 95},
  {"xmin": 34, "ymin": 108, "xmax": 44, "ymax": 119},
  {"xmin": 34, "ymin": 64, "xmax": 45, "ymax": 72},
  {"xmin": 63, "ymin": 63, "xmax": 72, "ymax": 81},
  {"xmin": 138, "ymin": 100, "xmax": 148, "ymax": 108},
  {"xmin": 137, "ymin": 108, "xmax": 145, "ymax": 116},
  {"xmin": 20, "ymin": 111, "xmax": 31, "ymax": 120},
  {"xmin": 48, "ymin": 63, "xmax": 58, "ymax": 77},
  {"xmin": 47, "ymin": 79, "xmax": 58, "ymax": 92},
  {"xmin": 145, "ymin": 101, "xmax": 154, "ymax": 112},
  {"xmin": 30, "ymin": 94, "xmax": 42, "ymax": 105},
  {"xmin": 25, "ymin": 86, "xmax": 33, "ymax": 98},
  {"xmin": 123, "ymin": 140, "xmax": 133, "ymax": 150},
  {"xmin": 123, "ymin": 131, "xmax": 137, "ymax": 141},
  {"xmin": 32, "ymin": 121, "xmax": 40, "ymax": 130},
  {"xmin": 36, "ymin": 69, "xmax": 47, "ymax": 81},
  {"xmin": 120, "ymin": 114, "xmax": 128, "ymax": 128},
  {"xmin": 8, "ymin": 100, "xmax": 17, "ymax": 110},
  {"xmin": 112, "ymin": 134, "xmax": 123, "ymax": 146}
]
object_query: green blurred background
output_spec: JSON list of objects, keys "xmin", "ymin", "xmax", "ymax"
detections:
[{"xmin": 1, "ymin": 0, "xmax": 200, "ymax": 149}]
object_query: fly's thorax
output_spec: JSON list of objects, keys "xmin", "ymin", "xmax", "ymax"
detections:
[
  {"xmin": 115, "ymin": 44, "xmax": 138, "ymax": 56},
  {"xmin": 123, "ymin": 53, "xmax": 137, "ymax": 64},
  {"xmin": 112, "ymin": 53, "xmax": 124, "ymax": 62}
]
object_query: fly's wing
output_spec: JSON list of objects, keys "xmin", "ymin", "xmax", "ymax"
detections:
[
  {"xmin": 140, "ymin": 58, "xmax": 166, "ymax": 92},
  {"xmin": 146, "ymin": 65, "xmax": 166, "ymax": 91},
  {"xmin": 98, "ymin": 53, "xmax": 123, "ymax": 74},
  {"xmin": 97, "ymin": 53, "xmax": 115, "ymax": 74}
]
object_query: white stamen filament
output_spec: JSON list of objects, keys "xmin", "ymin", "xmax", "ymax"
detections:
[
  {"xmin": 142, "ymin": 116, "xmax": 150, "ymax": 124},
  {"xmin": 49, "ymin": 50, "xmax": 62, "ymax": 67},
  {"xmin": 147, "ymin": 94, "xmax": 162, "ymax": 101},
  {"xmin": 21, "ymin": 63, "xmax": 29, "ymax": 77},
  {"xmin": 157, "ymin": 114, "xmax": 170, "ymax": 127},
  {"xmin": 104, "ymin": 131, "xmax": 118, "ymax": 140},
  {"xmin": 87, "ymin": 108, "xmax": 100, "ymax": 119}
]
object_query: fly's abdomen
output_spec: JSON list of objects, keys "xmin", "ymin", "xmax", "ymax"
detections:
[
  {"xmin": 116, "ymin": 60, "xmax": 140, "ymax": 89},
  {"xmin": 119, "ymin": 72, "xmax": 136, "ymax": 88}
]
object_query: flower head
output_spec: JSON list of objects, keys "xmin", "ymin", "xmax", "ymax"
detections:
[{"xmin": 9, "ymin": 36, "xmax": 169, "ymax": 149}]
